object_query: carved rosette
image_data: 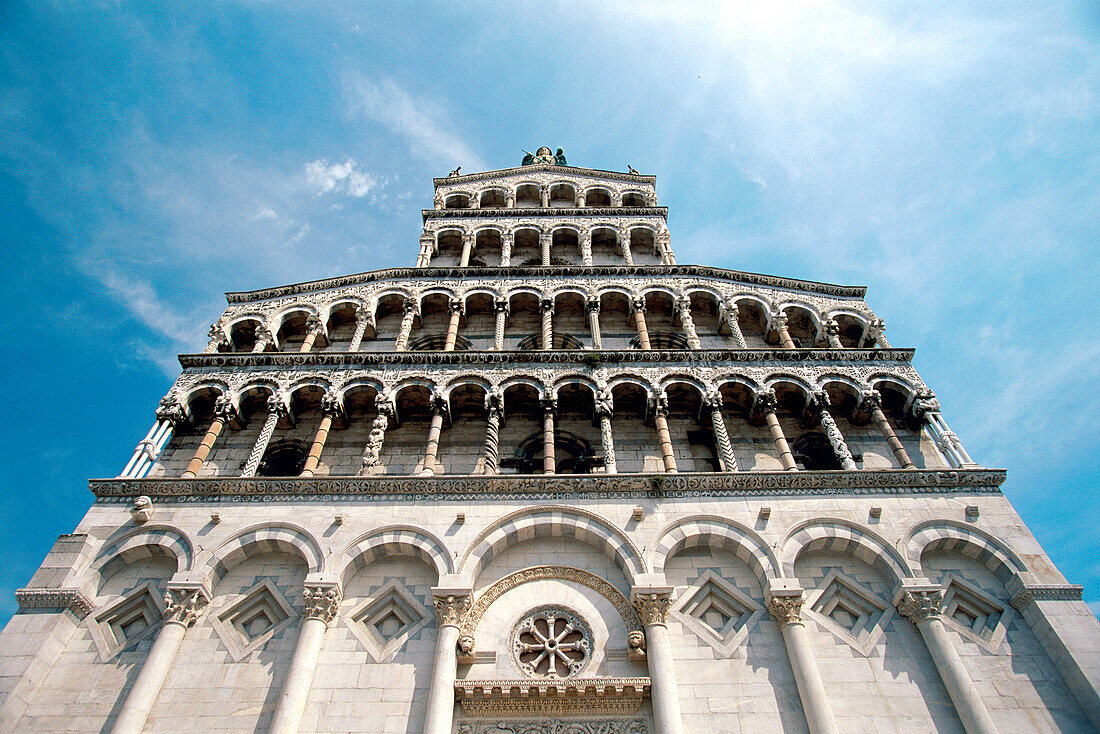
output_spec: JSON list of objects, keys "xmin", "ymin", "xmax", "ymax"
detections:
[
  {"xmin": 632, "ymin": 592, "xmax": 673, "ymax": 627},
  {"xmin": 164, "ymin": 587, "xmax": 210, "ymax": 627},
  {"xmin": 767, "ymin": 593, "xmax": 804, "ymax": 626},
  {"xmin": 897, "ymin": 590, "xmax": 944, "ymax": 625},
  {"xmin": 303, "ymin": 584, "xmax": 342, "ymax": 624},
  {"xmin": 433, "ymin": 593, "xmax": 472, "ymax": 629}
]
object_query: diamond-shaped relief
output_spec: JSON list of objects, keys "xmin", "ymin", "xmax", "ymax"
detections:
[
  {"xmin": 211, "ymin": 580, "xmax": 296, "ymax": 661},
  {"xmin": 346, "ymin": 581, "xmax": 431, "ymax": 663},
  {"xmin": 673, "ymin": 570, "xmax": 763, "ymax": 657},
  {"xmin": 939, "ymin": 575, "xmax": 1013, "ymax": 653},
  {"xmin": 806, "ymin": 572, "xmax": 893, "ymax": 656},
  {"xmin": 87, "ymin": 582, "xmax": 165, "ymax": 660}
]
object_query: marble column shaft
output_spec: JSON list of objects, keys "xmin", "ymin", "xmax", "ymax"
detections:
[
  {"xmin": 768, "ymin": 589, "xmax": 840, "ymax": 734},
  {"xmin": 268, "ymin": 584, "xmax": 341, "ymax": 734}
]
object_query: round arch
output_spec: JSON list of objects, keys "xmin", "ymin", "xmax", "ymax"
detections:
[
  {"xmin": 202, "ymin": 523, "xmax": 323, "ymax": 586},
  {"xmin": 905, "ymin": 520, "xmax": 1027, "ymax": 585},
  {"xmin": 782, "ymin": 518, "xmax": 912, "ymax": 588},
  {"xmin": 652, "ymin": 516, "xmax": 779, "ymax": 587},
  {"xmin": 331, "ymin": 525, "xmax": 453, "ymax": 585},
  {"xmin": 88, "ymin": 525, "xmax": 194, "ymax": 583}
]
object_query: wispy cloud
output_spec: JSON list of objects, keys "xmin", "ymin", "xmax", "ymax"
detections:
[{"xmin": 304, "ymin": 157, "xmax": 384, "ymax": 199}]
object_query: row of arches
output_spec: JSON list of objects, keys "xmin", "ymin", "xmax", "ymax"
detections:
[
  {"xmin": 434, "ymin": 181, "xmax": 656, "ymax": 210},
  {"xmin": 212, "ymin": 287, "xmax": 884, "ymax": 355},
  {"xmin": 419, "ymin": 224, "xmax": 671, "ymax": 268}
]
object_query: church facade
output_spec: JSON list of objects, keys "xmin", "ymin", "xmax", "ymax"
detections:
[{"xmin": 1, "ymin": 152, "xmax": 1098, "ymax": 733}]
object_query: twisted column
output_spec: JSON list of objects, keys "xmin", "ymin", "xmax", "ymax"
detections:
[
  {"xmin": 704, "ymin": 391, "xmax": 738, "ymax": 472},
  {"xmin": 300, "ymin": 393, "xmax": 342, "ymax": 477},
  {"xmin": 541, "ymin": 397, "xmax": 557, "ymax": 474},
  {"xmin": 595, "ymin": 389, "xmax": 617, "ymax": 474},
  {"xmin": 500, "ymin": 231, "xmax": 512, "ymax": 266},
  {"xmin": 632, "ymin": 589, "xmax": 683, "ymax": 734},
  {"xmin": 481, "ymin": 392, "xmax": 503, "ymax": 475},
  {"xmin": 110, "ymin": 584, "xmax": 210, "ymax": 734},
  {"xmin": 540, "ymin": 186, "xmax": 550, "ymax": 208},
  {"xmin": 252, "ymin": 324, "xmax": 273, "ymax": 353},
  {"xmin": 586, "ymin": 297, "xmax": 602, "ymax": 349},
  {"xmin": 299, "ymin": 314, "xmax": 325, "ymax": 353},
  {"xmin": 773, "ymin": 312, "xmax": 796, "ymax": 349},
  {"xmin": 824, "ymin": 320, "xmax": 843, "ymax": 349},
  {"xmin": 723, "ymin": 301, "xmax": 748, "ymax": 348},
  {"xmin": 420, "ymin": 396, "xmax": 448, "ymax": 476},
  {"xmin": 540, "ymin": 298, "xmax": 554, "ymax": 350},
  {"xmin": 424, "ymin": 592, "xmax": 471, "ymax": 734},
  {"xmin": 359, "ymin": 396, "xmax": 393, "ymax": 474},
  {"xmin": 755, "ymin": 390, "xmax": 797, "ymax": 471},
  {"xmin": 394, "ymin": 298, "xmax": 417, "ymax": 350},
  {"xmin": 181, "ymin": 395, "xmax": 237, "ymax": 478},
  {"xmin": 619, "ymin": 230, "xmax": 634, "ymax": 265},
  {"xmin": 580, "ymin": 230, "xmax": 593, "ymax": 265},
  {"xmin": 540, "ymin": 231, "xmax": 552, "ymax": 266},
  {"xmin": 241, "ymin": 395, "xmax": 289, "ymax": 477},
  {"xmin": 767, "ymin": 584, "xmax": 839, "ymax": 734},
  {"xmin": 652, "ymin": 396, "xmax": 677, "ymax": 473},
  {"xmin": 810, "ymin": 391, "xmax": 856, "ymax": 470},
  {"xmin": 348, "ymin": 306, "xmax": 373, "ymax": 351},
  {"xmin": 898, "ymin": 586, "xmax": 998, "ymax": 734},
  {"xmin": 632, "ymin": 297, "xmax": 651, "ymax": 350},
  {"xmin": 860, "ymin": 391, "xmax": 915, "ymax": 469},
  {"xmin": 443, "ymin": 298, "xmax": 463, "ymax": 351},
  {"xmin": 677, "ymin": 296, "xmax": 701, "ymax": 349},
  {"xmin": 493, "ymin": 298, "xmax": 508, "ymax": 351},
  {"xmin": 269, "ymin": 582, "xmax": 342, "ymax": 734},
  {"xmin": 458, "ymin": 233, "xmax": 474, "ymax": 267}
]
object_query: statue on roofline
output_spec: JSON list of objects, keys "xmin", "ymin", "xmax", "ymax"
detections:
[{"xmin": 521, "ymin": 146, "xmax": 568, "ymax": 166}]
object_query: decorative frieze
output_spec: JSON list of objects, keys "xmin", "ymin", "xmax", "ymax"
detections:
[
  {"xmin": 457, "ymin": 720, "xmax": 648, "ymax": 734},
  {"xmin": 14, "ymin": 587, "xmax": 95, "ymax": 618},
  {"xmin": 454, "ymin": 677, "xmax": 651, "ymax": 718},
  {"xmin": 1009, "ymin": 584, "xmax": 1084, "ymax": 610}
]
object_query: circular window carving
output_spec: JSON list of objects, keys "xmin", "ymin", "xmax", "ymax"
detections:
[{"xmin": 511, "ymin": 607, "xmax": 592, "ymax": 679}]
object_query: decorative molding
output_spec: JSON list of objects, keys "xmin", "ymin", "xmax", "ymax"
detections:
[
  {"xmin": 433, "ymin": 163, "xmax": 657, "ymax": 186},
  {"xmin": 90, "ymin": 469, "xmax": 1007, "ymax": 501},
  {"xmin": 457, "ymin": 721, "xmax": 648, "ymax": 734},
  {"xmin": 1009, "ymin": 584, "xmax": 1084, "ymax": 610},
  {"xmin": 424, "ymin": 206, "xmax": 669, "ymax": 219},
  {"xmin": 454, "ymin": 677, "xmax": 650, "ymax": 718},
  {"xmin": 15, "ymin": 587, "xmax": 95, "ymax": 618}
]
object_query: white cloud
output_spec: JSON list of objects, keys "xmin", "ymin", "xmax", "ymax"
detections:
[
  {"xmin": 304, "ymin": 158, "xmax": 381, "ymax": 198},
  {"xmin": 345, "ymin": 75, "xmax": 486, "ymax": 171}
]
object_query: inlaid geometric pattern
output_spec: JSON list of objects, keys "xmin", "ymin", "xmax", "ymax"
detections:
[
  {"xmin": 346, "ymin": 581, "xmax": 431, "ymax": 663},
  {"xmin": 88, "ymin": 582, "xmax": 164, "ymax": 660},
  {"xmin": 939, "ymin": 574, "xmax": 1013, "ymax": 653},
  {"xmin": 211, "ymin": 580, "xmax": 296, "ymax": 661},
  {"xmin": 806, "ymin": 571, "xmax": 893, "ymax": 656},
  {"xmin": 673, "ymin": 570, "xmax": 763, "ymax": 657}
]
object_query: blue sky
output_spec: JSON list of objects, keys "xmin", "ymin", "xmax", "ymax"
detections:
[{"xmin": 0, "ymin": 1, "xmax": 1097, "ymax": 623}]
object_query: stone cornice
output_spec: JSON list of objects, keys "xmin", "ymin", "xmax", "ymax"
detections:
[
  {"xmin": 454, "ymin": 676, "xmax": 650, "ymax": 717},
  {"xmin": 179, "ymin": 347, "xmax": 914, "ymax": 369},
  {"xmin": 90, "ymin": 469, "xmax": 1005, "ymax": 501},
  {"xmin": 15, "ymin": 587, "xmax": 95, "ymax": 618},
  {"xmin": 1009, "ymin": 584, "xmax": 1084, "ymax": 610},
  {"xmin": 225, "ymin": 265, "xmax": 867, "ymax": 304},
  {"xmin": 422, "ymin": 206, "xmax": 668, "ymax": 220},
  {"xmin": 435, "ymin": 164, "xmax": 656, "ymax": 186}
]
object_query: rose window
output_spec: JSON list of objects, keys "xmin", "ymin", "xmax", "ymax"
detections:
[{"xmin": 511, "ymin": 607, "xmax": 592, "ymax": 679}]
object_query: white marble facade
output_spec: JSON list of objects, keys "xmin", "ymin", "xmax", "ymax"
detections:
[{"xmin": 1, "ymin": 156, "xmax": 1097, "ymax": 734}]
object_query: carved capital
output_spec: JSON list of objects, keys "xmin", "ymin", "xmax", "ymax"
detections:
[
  {"xmin": 303, "ymin": 584, "xmax": 342, "ymax": 623},
  {"xmin": 213, "ymin": 394, "xmax": 240, "ymax": 425},
  {"xmin": 449, "ymin": 298, "xmax": 464, "ymax": 314},
  {"xmin": 910, "ymin": 389, "xmax": 941, "ymax": 420},
  {"xmin": 595, "ymin": 390, "xmax": 614, "ymax": 418},
  {"xmin": 771, "ymin": 312, "xmax": 788, "ymax": 330},
  {"xmin": 824, "ymin": 319, "xmax": 840, "ymax": 336},
  {"xmin": 493, "ymin": 298, "xmax": 509, "ymax": 314},
  {"xmin": 630, "ymin": 296, "xmax": 646, "ymax": 314},
  {"xmin": 485, "ymin": 390, "xmax": 504, "ymax": 417},
  {"xmin": 402, "ymin": 298, "xmax": 418, "ymax": 315},
  {"xmin": 650, "ymin": 395, "xmax": 670, "ymax": 417},
  {"xmin": 433, "ymin": 593, "xmax": 471, "ymax": 628},
  {"xmin": 858, "ymin": 389, "xmax": 882, "ymax": 414},
  {"xmin": 767, "ymin": 593, "xmax": 804, "ymax": 626},
  {"xmin": 586, "ymin": 296, "xmax": 601, "ymax": 314},
  {"xmin": 207, "ymin": 323, "xmax": 223, "ymax": 339},
  {"xmin": 321, "ymin": 392, "xmax": 345, "ymax": 421},
  {"xmin": 808, "ymin": 390, "xmax": 830, "ymax": 414},
  {"xmin": 632, "ymin": 591, "xmax": 673, "ymax": 627},
  {"xmin": 374, "ymin": 393, "xmax": 395, "ymax": 419},
  {"xmin": 164, "ymin": 586, "xmax": 210, "ymax": 626},
  {"xmin": 539, "ymin": 298, "xmax": 554, "ymax": 313},
  {"xmin": 897, "ymin": 589, "xmax": 944, "ymax": 624},
  {"xmin": 431, "ymin": 395, "xmax": 451, "ymax": 421},
  {"xmin": 541, "ymin": 397, "xmax": 558, "ymax": 417},
  {"xmin": 753, "ymin": 389, "xmax": 778, "ymax": 417},
  {"xmin": 305, "ymin": 313, "xmax": 324, "ymax": 334},
  {"xmin": 703, "ymin": 390, "xmax": 723, "ymax": 412},
  {"xmin": 156, "ymin": 396, "xmax": 187, "ymax": 426}
]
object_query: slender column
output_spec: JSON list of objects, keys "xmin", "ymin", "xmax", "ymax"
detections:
[
  {"xmin": 204, "ymin": 324, "xmax": 227, "ymax": 353},
  {"xmin": 110, "ymin": 584, "xmax": 210, "ymax": 734},
  {"xmin": 595, "ymin": 390, "xmax": 617, "ymax": 474},
  {"xmin": 704, "ymin": 391, "xmax": 738, "ymax": 472},
  {"xmin": 419, "ymin": 396, "xmax": 448, "ymax": 476},
  {"xmin": 755, "ymin": 390, "xmax": 797, "ymax": 471},
  {"xmin": 121, "ymin": 419, "xmax": 165, "ymax": 478},
  {"xmin": 539, "ymin": 186, "xmax": 550, "ymax": 207},
  {"xmin": 767, "ymin": 584, "xmax": 839, "ymax": 734},
  {"xmin": 433, "ymin": 191, "xmax": 444, "ymax": 210},
  {"xmin": 612, "ymin": 191, "xmax": 623, "ymax": 207},
  {"xmin": 299, "ymin": 314, "xmax": 325, "ymax": 353},
  {"xmin": 540, "ymin": 298, "xmax": 554, "ymax": 350},
  {"xmin": 481, "ymin": 392, "xmax": 503, "ymax": 475},
  {"xmin": 810, "ymin": 391, "xmax": 857, "ymax": 470},
  {"xmin": 493, "ymin": 298, "xmax": 508, "ymax": 351},
  {"xmin": 912, "ymin": 391, "xmax": 977, "ymax": 468},
  {"xmin": 241, "ymin": 395, "xmax": 289, "ymax": 477},
  {"xmin": 677, "ymin": 296, "xmax": 701, "ymax": 349},
  {"xmin": 586, "ymin": 297, "xmax": 603, "ymax": 349},
  {"xmin": 860, "ymin": 391, "xmax": 915, "ymax": 469},
  {"xmin": 423, "ymin": 592, "xmax": 471, "ymax": 734},
  {"xmin": 541, "ymin": 398, "xmax": 557, "ymax": 474},
  {"xmin": 898, "ymin": 586, "xmax": 998, "ymax": 734},
  {"xmin": 632, "ymin": 297, "xmax": 651, "ymax": 350},
  {"xmin": 824, "ymin": 320, "xmax": 843, "ymax": 349},
  {"xmin": 359, "ymin": 397, "xmax": 393, "ymax": 474},
  {"xmin": 268, "ymin": 583, "xmax": 342, "ymax": 734},
  {"xmin": 505, "ymin": 190, "xmax": 515, "ymax": 208},
  {"xmin": 580, "ymin": 230, "xmax": 593, "ymax": 265},
  {"xmin": 540, "ymin": 231, "xmax": 552, "ymax": 266},
  {"xmin": 632, "ymin": 589, "xmax": 684, "ymax": 734},
  {"xmin": 443, "ymin": 298, "xmax": 463, "ymax": 351},
  {"xmin": 252, "ymin": 324, "xmax": 273, "ymax": 353},
  {"xmin": 417, "ymin": 234, "xmax": 434, "ymax": 267},
  {"xmin": 658, "ymin": 231, "xmax": 675, "ymax": 265},
  {"xmin": 123, "ymin": 396, "xmax": 184, "ymax": 478},
  {"xmin": 576, "ymin": 190, "xmax": 586, "ymax": 207},
  {"xmin": 619, "ymin": 230, "xmax": 634, "ymax": 265},
  {"xmin": 458, "ymin": 233, "xmax": 474, "ymax": 267},
  {"xmin": 869, "ymin": 319, "xmax": 891, "ymax": 348},
  {"xmin": 500, "ymin": 231, "xmax": 512, "ymax": 266},
  {"xmin": 394, "ymin": 298, "xmax": 417, "ymax": 350},
  {"xmin": 723, "ymin": 301, "xmax": 748, "ymax": 348},
  {"xmin": 348, "ymin": 306, "xmax": 373, "ymax": 351},
  {"xmin": 652, "ymin": 396, "xmax": 677, "ymax": 473},
  {"xmin": 181, "ymin": 396, "xmax": 236, "ymax": 478},
  {"xmin": 773, "ymin": 312, "xmax": 796, "ymax": 349},
  {"xmin": 300, "ymin": 394, "xmax": 342, "ymax": 477}
]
